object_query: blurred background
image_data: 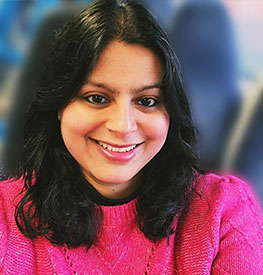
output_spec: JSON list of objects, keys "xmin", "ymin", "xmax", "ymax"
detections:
[{"xmin": 0, "ymin": 0, "xmax": 262, "ymax": 207}]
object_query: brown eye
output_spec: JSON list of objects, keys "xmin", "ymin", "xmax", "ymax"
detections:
[
  {"xmin": 137, "ymin": 98, "xmax": 159, "ymax": 107},
  {"xmin": 85, "ymin": 95, "xmax": 109, "ymax": 105}
]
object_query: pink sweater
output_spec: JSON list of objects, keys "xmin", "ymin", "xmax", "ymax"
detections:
[{"xmin": 0, "ymin": 173, "xmax": 262, "ymax": 274}]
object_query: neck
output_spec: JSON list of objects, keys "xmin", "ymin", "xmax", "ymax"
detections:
[{"xmin": 83, "ymin": 171, "xmax": 143, "ymax": 199}]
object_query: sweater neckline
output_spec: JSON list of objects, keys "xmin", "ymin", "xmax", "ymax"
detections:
[
  {"xmin": 100, "ymin": 198, "xmax": 138, "ymax": 226},
  {"xmin": 85, "ymin": 180, "xmax": 142, "ymax": 206}
]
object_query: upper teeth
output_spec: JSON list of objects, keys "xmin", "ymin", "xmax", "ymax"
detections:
[{"xmin": 98, "ymin": 141, "xmax": 136, "ymax": 152}]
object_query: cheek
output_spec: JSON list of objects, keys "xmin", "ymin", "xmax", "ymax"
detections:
[
  {"xmin": 145, "ymin": 113, "xmax": 169, "ymax": 142},
  {"xmin": 61, "ymin": 106, "xmax": 96, "ymax": 136}
]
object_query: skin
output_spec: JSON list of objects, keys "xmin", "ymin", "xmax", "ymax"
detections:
[{"xmin": 60, "ymin": 40, "xmax": 169, "ymax": 199}]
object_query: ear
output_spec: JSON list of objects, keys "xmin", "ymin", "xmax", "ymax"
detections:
[{"xmin": 58, "ymin": 112, "xmax": 61, "ymax": 121}]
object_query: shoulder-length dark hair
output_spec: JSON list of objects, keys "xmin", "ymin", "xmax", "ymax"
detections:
[{"xmin": 15, "ymin": 0, "xmax": 201, "ymax": 249}]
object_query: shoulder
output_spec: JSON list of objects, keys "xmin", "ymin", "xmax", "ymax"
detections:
[
  {"xmin": 195, "ymin": 172, "xmax": 252, "ymax": 195},
  {"xmin": 174, "ymin": 173, "xmax": 263, "ymax": 272},
  {"xmin": 187, "ymin": 173, "xmax": 263, "ymax": 227},
  {"xmin": 0, "ymin": 178, "xmax": 25, "ymax": 268},
  {"xmin": 0, "ymin": 178, "xmax": 40, "ymax": 272},
  {"xmin": 193, "ymin": 173, "xmax": 262, "ymax": 216},
  {"xmin": 0, "ymin": 177, "xmax": 24, "ymax": 210},
  {"xmin": 0, "ymin": 177, "xmax": 24, "ymax": 196},
  {"xmin": 0, "ymin": 177, "xmax": 25, "ymax": 222},
  {"xmin": 0, "ymin": 178, "xmax": 24, "ymax": 207}
]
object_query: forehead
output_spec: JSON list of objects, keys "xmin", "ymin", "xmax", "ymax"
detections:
[{"xmin": 87, "ymin": 41, "xmax": 163, "ymax": 86}]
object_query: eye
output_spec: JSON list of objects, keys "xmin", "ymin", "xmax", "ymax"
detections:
[
  {"xmin": 84, "ymin": 94, "xmax": 109, "ymax": 105},
  {"xmin": 137, "ymin": 97, "xmax": 159, "ymax": 107}
]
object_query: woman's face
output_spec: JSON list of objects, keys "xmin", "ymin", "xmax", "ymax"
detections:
[{"xmin": 60, "ymin": 41, "xmax": 169, "ymax": 198}]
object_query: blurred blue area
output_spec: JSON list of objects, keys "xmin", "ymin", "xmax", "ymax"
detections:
[
  {"xmin": 169, "ymin": 1, "xmax": 240, "ymax": 169},
  {"xmin": 0, "ymin": 0, "xmax": 60, "ymax": 73},
  {"xmin": 141, "ymin": 0, "xmax": 176, "ymax": 29},
  {"xmin": 0, "ymin": 0, "xmax": 24, "ymax": 65},
  {"xmin": 0, "ymin": 0, "xmax": 262, "ymax": 206},
  {"xmin": 0, "ymin": 119, "xmax": 5, "ymax": 139}
]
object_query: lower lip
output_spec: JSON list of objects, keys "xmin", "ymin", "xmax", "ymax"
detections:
[{"xmin": 94, "ymin": 141, "xmax": 141, "ymax": 162}]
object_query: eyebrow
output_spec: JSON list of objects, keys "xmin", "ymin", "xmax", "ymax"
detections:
[{"xmin": 84, "ymin": 80, "xmax": 162, "ymax": 94}]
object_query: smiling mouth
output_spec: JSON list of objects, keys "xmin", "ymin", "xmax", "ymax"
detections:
[{"xmin": 91, "ymin": 138, "xmax": 142, "ymax": 153}]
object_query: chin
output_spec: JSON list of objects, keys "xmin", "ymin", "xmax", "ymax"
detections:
[{"xmin": 97, "ymin": 175, "xmax": 134, "ymax": 185}]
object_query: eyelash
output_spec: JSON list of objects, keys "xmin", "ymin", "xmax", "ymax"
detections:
[
  {"xmin": 83, "ymin": 94, "xmax": 160, "ymax": 107},
  {"xmin": 136, "ymin": 97, "xmax": 159, "ymax": 107},
  {"xmin": 84, "ymin": 95, "xmax": 109, "ymax": 105}
]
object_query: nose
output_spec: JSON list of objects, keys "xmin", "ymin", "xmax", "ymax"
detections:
[{"xmin": 105, "ymin": 101, "xmax": 137, "ymax": 138}]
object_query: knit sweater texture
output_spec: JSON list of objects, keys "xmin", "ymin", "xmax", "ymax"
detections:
[{"xmin": 0, "ymin": 173, "xmax": 262, "ymax": 274}]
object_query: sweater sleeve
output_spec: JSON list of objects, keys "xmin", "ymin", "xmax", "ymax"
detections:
[
  {"xmin": 0, "ymin": 181, "xmax": 11, "ymax": 274},
  {"xmin": 211, "ymin": 175, "xmax": 263, "ymax": 274},
  {"xmin": 0, "ymin": 179, "xmax": 39, "ymax": 274},
  {"xmin": 0, "ymin": 182, "xmax": 8, "ymax": 271}
]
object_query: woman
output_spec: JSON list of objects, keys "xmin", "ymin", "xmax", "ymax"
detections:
[{"xmin": 0, "ymin": 0, "xmax": 262, "ymax": 274}]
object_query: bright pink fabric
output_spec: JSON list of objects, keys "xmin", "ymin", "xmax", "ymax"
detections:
[{"xmin": 0, "ymin": 173, "xmax": 263, "ymax": 274}]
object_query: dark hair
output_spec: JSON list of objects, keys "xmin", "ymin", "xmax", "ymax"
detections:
[{"xmin": 15, "ymin": 0, "xmax": 201, "ymax": 249}]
